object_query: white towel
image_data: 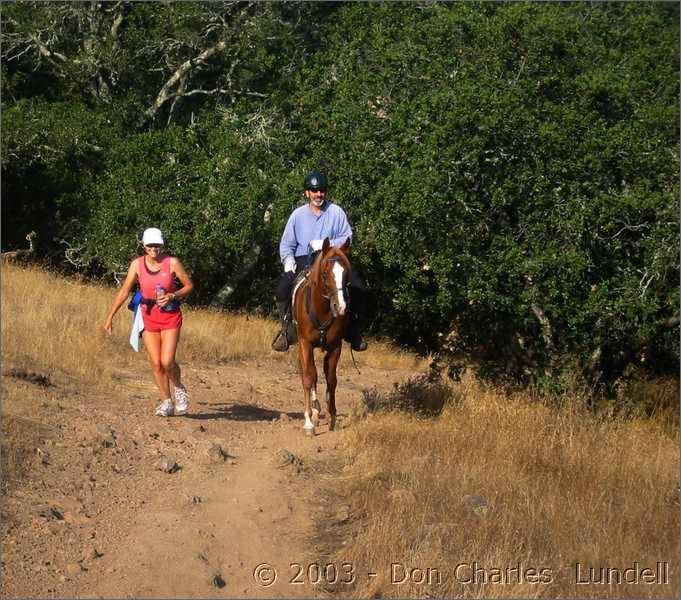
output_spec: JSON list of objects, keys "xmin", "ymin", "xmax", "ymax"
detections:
[{"xmin": 129, "ymin": 304, "xmax": 144, "ymax": 352}]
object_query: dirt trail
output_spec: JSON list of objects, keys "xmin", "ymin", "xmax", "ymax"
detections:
[{"xmin": 1, "ymin": 352, "xmax": 415, "ymax": 598}]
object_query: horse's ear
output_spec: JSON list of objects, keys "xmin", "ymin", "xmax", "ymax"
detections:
[
  {"xmin": 340, "ymin": 237, "xmax": 351, "ymax": 255},
  {"xmin": 322, "ymin": 237, "xmax": 330, "ymax": 254}
]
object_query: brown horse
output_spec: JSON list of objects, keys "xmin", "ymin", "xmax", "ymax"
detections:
[{"xmin": 293, "ymin": 237, "xmax": 351, "ymax": 436}]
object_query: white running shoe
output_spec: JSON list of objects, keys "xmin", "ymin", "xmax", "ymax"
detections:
[
  {"xmin": 155, "ymin": 398, "xmax": 174, "ymax": 417},
  {"xmin": 174, "ymin": 385, "xmax": 189, "ymax": 415}
]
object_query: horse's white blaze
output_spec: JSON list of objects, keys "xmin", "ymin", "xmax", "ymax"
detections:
[{"xmin": 332, "ymin": 261, "xmax": 347, "ymax": 315}]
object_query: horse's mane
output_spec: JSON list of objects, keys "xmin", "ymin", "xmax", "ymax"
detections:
[{"xmin": 309, "ymin": 245, "xmax": 351, "ymax": 286}]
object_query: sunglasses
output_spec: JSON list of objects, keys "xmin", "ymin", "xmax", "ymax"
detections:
[{"xmin": 145, "ymin": 244, "xmax": 163, "ymax": 249}]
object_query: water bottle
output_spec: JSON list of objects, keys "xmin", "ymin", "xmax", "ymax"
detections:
[
  {"xmin": 156, "ymin": 283, "xmax": 178, "ymax": 312},
  {"xmin": 155, "ymin": 284, "xmax": 164, "ymax": 309}
]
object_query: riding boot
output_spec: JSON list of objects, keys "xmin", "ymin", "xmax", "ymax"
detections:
[
  {"xmin": 345, "ymin": 312, "xmax": 368, "ymax": 352},
  {"xmin": 344, "ymin": 284, "xmax": 368, "ymax": 351},
  {"xmin": 271, "ymin": 300, "xmax": 291, "ymax": 352}
]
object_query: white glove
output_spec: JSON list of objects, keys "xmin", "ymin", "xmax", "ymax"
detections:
[
  {"xmin": 309, "ymin": 239, "xmax": 324, "ymax": 251},
  {"xmin": 284, "ymin": 257, "xmax": 297, "ymax": 273}
]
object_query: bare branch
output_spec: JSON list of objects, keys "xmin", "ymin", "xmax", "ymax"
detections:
[
  {"xmin": 167, "ymin": 74, "xmax": 187, "ymax": 126},
  {"xmin": 144, "ymin": 40, "xmax": 227, "ymax": 122},
  {"xmin": 597, "ymin": 220, "xmax": 651, "ymax": 241},
  {"xmin": 55, "ymin": 237, "xmax": 87, "ymax": 269},
  {"xmin": 110, "ymin": 1, "xmax": 125, "ymax": 40},
  {"xmin": 181, "ymin": 87, "xmax": 267, "ymax": 99},
  {"xmin": 587, "ymin": 346, "xmax": 602, "ymax": 380},
  {"xmin": 6, "ymin": 44, "xmax": 34, "ymax": 62},
  {"xmin": 31, "ymin": 34, "xmax": 67, "ymax": 64},
  {"xmin": 530, "ymin": 304, "xmax": 553, "ymax": 349},
  {"xmin": 638, "ymin": 266, "xmax": 659, "ymax": 298}
]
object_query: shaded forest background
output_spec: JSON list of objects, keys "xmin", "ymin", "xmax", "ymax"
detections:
[{"xmin": 2, "ymin": 1, "xmax": 679, "ymax": 394}]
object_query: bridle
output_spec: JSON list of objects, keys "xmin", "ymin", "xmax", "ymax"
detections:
[
  {"xmin": 315, "ymin": 256, "xmax": 349, "ymax": 302},
  {"xmin": 304, "ymin": 254, "xmax": 350, "ymax": 349}
]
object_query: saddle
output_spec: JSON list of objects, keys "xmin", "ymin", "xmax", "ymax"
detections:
[{"xmin": 283, "ymin": 269, "xmax": 309, "ymax": 345}]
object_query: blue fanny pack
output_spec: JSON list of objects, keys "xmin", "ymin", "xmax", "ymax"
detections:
[
  {"xmin": 128, "ymin": 291, "xmax": 143, "ymax": 312},
  {"xmin": 128, "ymin": 291, "xmax": 180, "ymax": 313}
]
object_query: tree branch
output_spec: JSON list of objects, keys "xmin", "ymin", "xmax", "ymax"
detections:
[
  {"xmin": 110, "ymin": 1, "xmax": 125, "ymax": 40},
  {"xmin": 31, "ymin": 34, "xmax": 67, "ymax": 64},
  {"xmin": 181, "ymin": 87, "xmax": 267, "ymax": 99},
  {"xmin": 531, "ymin": 304, "xmax": 553, "ymax": 349},
  {"xmin": 144, "ymin": 40, "xmax": 227, "ymax": 122}
]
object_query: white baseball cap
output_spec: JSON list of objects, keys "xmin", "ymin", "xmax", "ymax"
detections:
[{"xmin": 142, "ymin": 227, "xmax": 164, "ymax": 246}]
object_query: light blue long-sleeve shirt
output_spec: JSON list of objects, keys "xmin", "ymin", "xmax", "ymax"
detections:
[{"xmin": 279, "ymin": 201, "xmax": 353, "ymax": 264}]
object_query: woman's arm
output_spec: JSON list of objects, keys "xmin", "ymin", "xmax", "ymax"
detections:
[
  {"xmin": 103, "ymin": 260, "xmax": 138, "ymax": 335},
  {"xmin": 161, "ymin": 257, "xmax": 194, "ymax": 305}
]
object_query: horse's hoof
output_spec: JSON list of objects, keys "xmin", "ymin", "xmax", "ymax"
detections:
[
  {"xmin": 305, "ymin": 427, "xmax": 315, "ymax": 437},
  {"xmin": 311, "ymin": 408, "xmax": 320, "ymax": 427},
  {"xmin": 328, "ymin": 418, "xmax": 337, "ymax": 432}
]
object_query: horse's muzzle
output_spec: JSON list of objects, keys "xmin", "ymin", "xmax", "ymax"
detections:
[
  {"xmin": 329, "ymin": 293, "xmax": 347, "ymax": 317},
  {"xmin": 330, "ymin": 299, "xmax": 345, "ymax": 318}
]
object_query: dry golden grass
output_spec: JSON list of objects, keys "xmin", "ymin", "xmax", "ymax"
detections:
[
  {"xmin": 1, "ymin": 263, "xmax": 419, "ymax": 385},
  {"xmin": 347, "ymin": 337, "xmax": 424, "ymax": 371},
  {"xmin": 1, "ymin": 263, "xmax": 293, "ymax": 381},
  {"xmin": 321, "ymin": 372, "xmax": 679, "ymax": 598},
  {"xmin": 4, "ymin": 264, "xmax": 677, "ymax": 599},
  {"xmin": 2, "ymin": 263, "xmax": 137, "ymax": 381}
]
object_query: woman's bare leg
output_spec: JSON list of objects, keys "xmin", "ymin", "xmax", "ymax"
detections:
[
  {"xmin": 160, "ymin": 327, "xmax": 182, "ymax": 389},
  {"xmin": 142, "ymin": 330, "xmax": 170, "ymax": 399}
]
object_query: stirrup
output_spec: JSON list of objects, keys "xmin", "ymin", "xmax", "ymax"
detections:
[{"xmin": 351, "ymin": 338, "xmax": 368, "ymax": 352}]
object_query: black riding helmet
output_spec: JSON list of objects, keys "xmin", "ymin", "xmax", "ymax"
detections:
[{"xmin": 304, "ymin": 170, "xmax": 327, "ymax": 192}]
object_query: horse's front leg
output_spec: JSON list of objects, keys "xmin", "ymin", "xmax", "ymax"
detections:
[
  {"xmin": 298, "ymin": 339, "xmax": 317, "ymax": 436},
  {"xmin": 311, "ymin": 384, "xmax": 321, "ymax": 428},
  {"xmin": 323, "ymin": 343, "xmax": 342, "ymax": 431}
]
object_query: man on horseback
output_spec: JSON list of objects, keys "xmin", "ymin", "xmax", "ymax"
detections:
[{"xmin": 272, "ymin": 170, "xmax": 368, "ymax": 353}]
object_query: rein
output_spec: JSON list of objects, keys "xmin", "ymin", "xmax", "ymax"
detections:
[{"xmin": 305, "ymin": 285, "xmax": 335, "ymax": 350}]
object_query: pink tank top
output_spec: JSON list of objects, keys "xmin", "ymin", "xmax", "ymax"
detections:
[{"xmin": 137, "ymin": 255, "xmax": 176, "ymax": 299}]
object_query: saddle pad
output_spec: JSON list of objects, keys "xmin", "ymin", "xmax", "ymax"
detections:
[{"xmin": 291, "ymin": 275, "xmax": 308, "ymax": 324}]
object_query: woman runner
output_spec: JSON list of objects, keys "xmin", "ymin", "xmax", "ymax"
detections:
[{"xmin": 103, "ymin": 227, "xmax": 194, "ymax": 416}]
